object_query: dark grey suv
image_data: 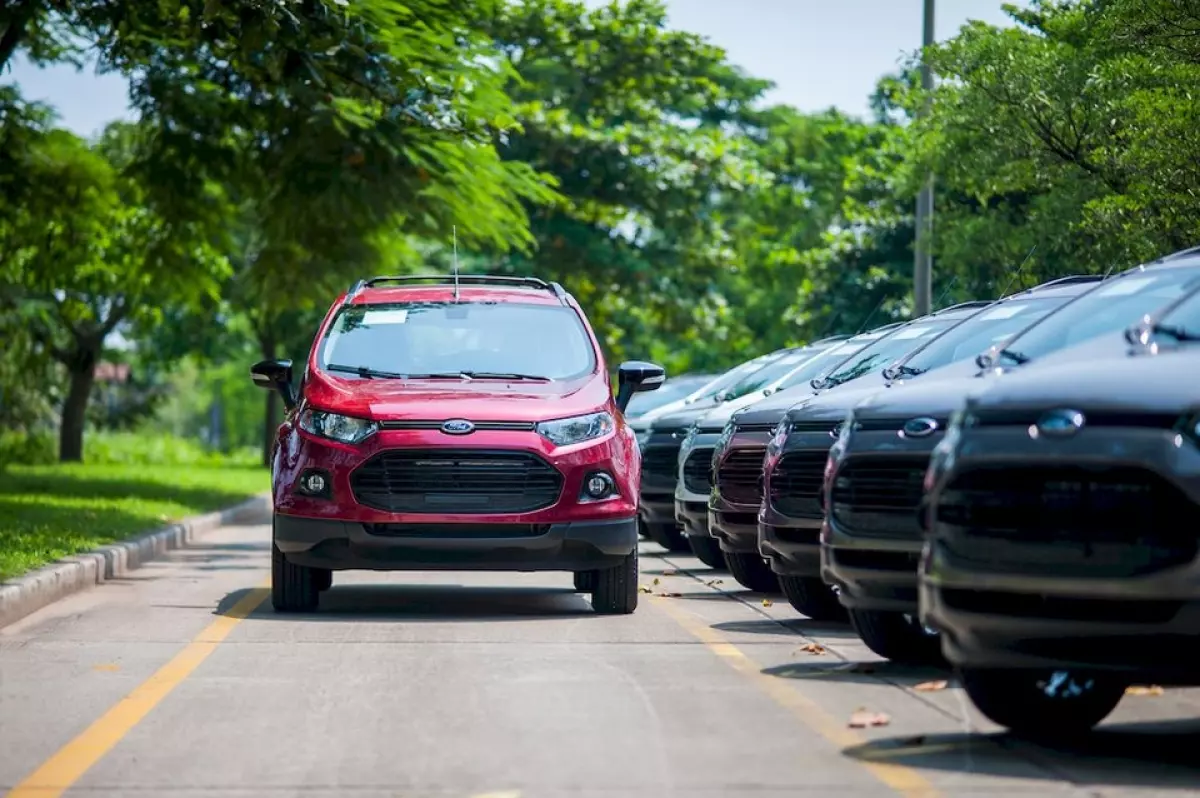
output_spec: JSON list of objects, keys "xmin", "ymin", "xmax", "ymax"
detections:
[{"xmin": 919, "ymin": 275, "xmax": 1200, "ymax": 736}]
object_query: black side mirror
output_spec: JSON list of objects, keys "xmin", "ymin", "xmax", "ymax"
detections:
[
  {"xmin": 615, "ymin": 360, "xmax": 665, "ymax": 413},
  {"xmin": 251, "ymin": 358, "xmax": 297, "ymax": 410}
]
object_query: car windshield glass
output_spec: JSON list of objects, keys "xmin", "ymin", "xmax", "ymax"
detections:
[
  {"xmin": 898, "ymin": 296, "xmax": 1067, "ymax": 374},
  {"xmin": 1145, "ymin": 288, "xmax": 1200, "ymax": 340},
  {"xmin": 686, "ymin": 354, "xmax": 781, "ymax": 402},
  {"xmin": 318, "ymin": 301, "xmax": 596, "ymax": 380},
  {"xmin": 821, "ymin": 319, "xmax": 957, "ymax": 386},
  {"xmin": 625, "ymin": 379, "xmax": 705, "ymax": 415},
  {"xmin": 998, "ymin": 267, "xmax": 1200, "ymax": 364},
  {"xmin": 722, "ymin": 349, "xmax": 815, "ymax": 400},
  {"xmin": 774, "ymin": 341, "xmax": 866, "ymax": 391}
]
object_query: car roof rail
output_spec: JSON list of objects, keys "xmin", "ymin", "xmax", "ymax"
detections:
[
  {"xmin": 932, "ymin": 300, "xmax": 993, "ymax": 315},
  {"xmin": 810, "ymin": 334, "xmax": 852, "ymax": 345},
  {"xmin": 342, "ymin": 274, "xmax": 570, "ymax": 305},
  {"xmin": 1025, "ymin": 274, "xmax": 1106, "ymax": 290},
  {"xmin": 1155, "ymin": 244, "xmax": 1200, "ymax": 262}
]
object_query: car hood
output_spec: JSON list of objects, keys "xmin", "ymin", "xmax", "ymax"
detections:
[
  {"xmin": 724, "ymin": 384, "xmax": 821, "ymax": 427},
  {"xmin": 852, "ymin": 372, "xmax": 983, "ymax": 421},
  {"xmin": 783, "ymin": 383, "xmax": 891, "ymax": 425},
  {"xmin": 303, "ymin": 370, "xmax": 609, "ymax": 423},
  {"xmin": 970, "ymin": 341, "xmax": 1200, "ymax": 415}
]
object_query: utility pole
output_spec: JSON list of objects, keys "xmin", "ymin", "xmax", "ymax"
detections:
[{"xmin": 913, "ymin": 0, "xmax": 935, "ymax": 315}]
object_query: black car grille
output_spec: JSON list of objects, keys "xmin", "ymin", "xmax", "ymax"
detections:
[
  {"xmin": 717, "ymin": 447, "xmax": 766, "ymax": 506},
  {"xmin": 641, "ymin": 443, "xmax": 681, "ymax": 481},
  {"xmin": 830, "ymin": 455, "xmax": 929, "ymax": 539},
  {"xmin": 351, "ymin": 450, "xmax": 563, "ymax": 514},
  {"xmin": 769, "ymin": 449, "xmax": 829, "ymax": 518},
  {"xmin": 936, "ymin": 465, "xmax": 1200, "ymax": 577},
  {"xmin": 682, "ymin": 448, "xmax": 714, "ymax": 494}
]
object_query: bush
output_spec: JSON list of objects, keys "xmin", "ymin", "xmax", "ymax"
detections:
[
  {"xmin": 83, "ymin": 430, "xmax": 259, "ymax": 467},
  {"xmin": 0, "ymin": 431, "xmax": 57, "ymax": 467}
]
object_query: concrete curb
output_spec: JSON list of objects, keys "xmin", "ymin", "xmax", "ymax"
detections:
[{"xmin": 0, "ymin": 491, "xmax": 272, "ymax": 630}]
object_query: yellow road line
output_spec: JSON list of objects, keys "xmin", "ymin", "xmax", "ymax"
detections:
[
  {"xmin": 651, "ymin": 595, "xmax": 940, "ymax": 798},
  {"xmin": 7, "ymin": 586, "xmax": 269, "ymax": 798}
]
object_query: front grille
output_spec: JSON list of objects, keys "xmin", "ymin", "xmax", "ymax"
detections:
[
  {"xmin": 351, "ymin": 450, "xmax": 563, "ymax": 514},
  {"xmin": 641, "ymin": 443, "xmax": 682, "ymax": 481},
  {"xmin": 831, "ymin": 455, "xmax": 929, "ymax": 538},
  {"xmin": 717, "ymin": 447, "xmax": 767, "ymax": 506},
  {"xmin": 936, "ymin": 465, "xmax": 1200, "ymax": 577},
  {"xmin": 769, "ymin": 448, "xmax": 830, "ymax": 518},
  {"xmin": 364, "ymin": 523, "xmax": 550, "ymax": 538},
  {"xmin": 682, "ymin": 448, "xmax": 714, "ymax": 494}
]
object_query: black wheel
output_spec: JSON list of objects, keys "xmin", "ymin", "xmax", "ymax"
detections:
[
  {"xmin": 646, "ymin": 521, "xmax": 689, "ymax": 552},
  {"xmin": 848, "ymin": 609, "xmax": 943, "ymax": 664},
  {"xmin": 778, "ymin": 575, "xmax": 846, "ymax": 622},
  {"xmin": 574, "ymin": 571, "xmax": 597, "ymax": 592},
  {"xmin": 271, "ymin": 542, "xmax": 320, "ymax": 612},
  {"xmin": 686, "ymin": 533, "xmax": 725, "ymax": 569},
  {"xmin": 592, "ymin": 552, "xmax": 639, "ymax": 614},
  {"xmin": 313, "ymin": 568, "xmax": 333, "ymax": 592},
  {"xmin": 960, "ymin": 667, "xmax": 1127, "ymax": 739},
  {"xmin": 723, "ymin": 551, "xmax": 781, "ymax": 593}
]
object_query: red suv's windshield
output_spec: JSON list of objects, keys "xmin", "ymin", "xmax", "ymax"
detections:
[{"xmin": 318, "ymin": 301, "xmax": 597, "ymax": 380}]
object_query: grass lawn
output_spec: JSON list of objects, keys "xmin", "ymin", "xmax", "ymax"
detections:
[{"xmin": 0, "ymin": 463, "xmax": 270, "ymax": 582}]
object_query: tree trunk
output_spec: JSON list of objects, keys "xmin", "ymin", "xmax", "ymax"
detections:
[
  {"xmin": 59, "ymin": 358, "xmax": 97, "ymax": 463},
  {"xmin": 0, "ymin": 0, "xmax": 36, "ymax": 73},
  {"xmin": 259, "ymin": 332, "xmax": 278, "ymax": 468}
]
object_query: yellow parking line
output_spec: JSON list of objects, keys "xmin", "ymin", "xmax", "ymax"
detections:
[
  {"xmin": 651, "ymin": 596, "xmax": 940, "ymax": 798},
  {"xmin": 6, "ymin": 586, "xmax": 269, "ymax": 798}
]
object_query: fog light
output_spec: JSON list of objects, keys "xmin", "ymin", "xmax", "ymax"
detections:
[
  {"xmin": 581, "ymin": 471, "xmax": 617, "ymax": 501},
  {"xmin": 296, "ymin": 469, "xmax": 332, "ymax": 498},
  {"xmin": 303, "ymin": 473, "xmax": 327, "ymax": 494}
]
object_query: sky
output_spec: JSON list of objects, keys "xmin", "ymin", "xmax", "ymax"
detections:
[{"xmin": 5, "ymin": 0, "xmax": 1030, "ymax": 138}]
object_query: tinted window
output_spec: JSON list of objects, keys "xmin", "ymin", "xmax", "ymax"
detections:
[
  {"xmin": 319, "ymin": 302, "xmax": 596, "ymax": 380},
  {"xmin": 821, "ymin": 320, "xmax": 957, "ymax": 387},
  {"xmin": 774, "ymin": 341, "xmax": 866, "ymax": 391},
  {"xmin": 998, "ymin": 267, "xmax": 1200, "ymax": 365},
  {"xmin": 723, "ymin": 349, "xmax": 815, "ymax": 399},
  {"xmin": 899, "ymin": 296, "xmax": 1066, "ymax": 374}
]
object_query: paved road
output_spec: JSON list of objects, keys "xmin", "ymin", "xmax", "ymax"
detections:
[{"xmin": 3, "ymin": 512, "xmax": 1199, "ymax": 797}]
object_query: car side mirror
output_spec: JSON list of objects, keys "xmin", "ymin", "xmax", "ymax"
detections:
[
  {"xmin": 251, "ymin": 358, "xmax": 298, "ymax": 411},
  {"xmin": 615, "ymin": 360, "xmax": 666, "ymax": 413}
]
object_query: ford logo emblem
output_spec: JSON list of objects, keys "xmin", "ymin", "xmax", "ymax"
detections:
[
  {"xmin": 901, "ymin": 417, "xmax": 939, "ymax": 438},
  {"xmin": 1035, "ymin": 409, "xmax": 1085, "ymax": 438},
  {"xmin": 441, "ymin": 419, "xmax": 476, "ymax": 435}
]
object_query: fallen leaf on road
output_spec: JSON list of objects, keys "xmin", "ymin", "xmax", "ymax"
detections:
[
  {"xmin": 848, "ymin": 710, "xmax": 891, "ymax": 728},
  {"xmin": 705, "ymin": 579, "xmax": 724, "ymax": 587},
  {"xmin": 638, "ymin": 586, "xmax": 652, "ymax": 594},
  {"xmin": 761, "ymin": 599, "xmax": 773, "ymax": 607},
  {"xmin": 661, "ymin": 568, "xmax": 679, "ymax": 576},
  {"xmin": 659, "ymin": 592, "xmax": 682, "ymax": 598},
  {"xmin": 914, "ymin": 680, "xmax": 948, "ymax": 692},
  {"xmin": 1126, "ymin": 685, "xmax": 1164, "ymax": 696},
  {"xmin": 652, "ymin": 577, "xmax": 660, "ymax": 585},
  {"xmin": 799, "ymin": 643, "xmax": 826, "ymax": 655}
]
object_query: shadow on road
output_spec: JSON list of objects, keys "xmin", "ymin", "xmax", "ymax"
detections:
[
  {"xmin": 842, "ymin": 719, "xmax": 1200, "ymax": 789},
  {"xmin": 762, "ymin": 658, "xmax": 949, "ymax": 686},
  {"xmin": 216, "ymin": 584, "xmax": 601, "ymax": 622},
  {"xmin": 714, "ymin": 618, "xmax": 858, "ymax": 639}
]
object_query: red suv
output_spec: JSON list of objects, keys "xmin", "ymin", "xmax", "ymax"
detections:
[{"xmin": 250, "ymin": 275, "xmax": 664, "ymax": 615}]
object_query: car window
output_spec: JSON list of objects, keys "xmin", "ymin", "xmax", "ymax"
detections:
[
  {"xmin": 1150, "ymin": 288, "xmax": 1200, "ymax": 334},
  {"xmin": 821, "ymin": 319, "xmax": 957, "ymax": 387},
  {"xmin": 722, "ymin": 349, "xmax": 815, "ymax": 400},
  {"xmin": 898, "ymin": 296, "xmax": 1067, "ymax": 374},
  {"xmin": 318, "ymin": 301, "xmax": 596, "ymax": 380},
  {"xmin": 998, "ymin": 267, "xmax": 1200, "ymax": 365},
  {"xmin": 773, "ymin": 340, "xmax": 866, "ymax": 391},
  {"xmin": 625, "ymin": 379, "xmax": 702, "ymax": 415},
  {"xmin": 687, "ymin": 353, "xmax": 783, "ymax": 402}
]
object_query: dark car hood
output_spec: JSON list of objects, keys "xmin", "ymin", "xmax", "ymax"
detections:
[
  {"xmin": 852, "ymin": 372, "xmax": 982, "ymax": 421},
  {"xmin": 782, "ymin": 383, "xmax": 890, "ymax": 425},
  {"xmin": 725, "ymin": 384, "xmax": 822, "ymax": 427},
  {"xmin": 970, "ymin": 341, "xmax": 1200, "ymax": 415},
  {"xmin": 650, "ymin": 402, "xmax": 726, "ymax": 432}
]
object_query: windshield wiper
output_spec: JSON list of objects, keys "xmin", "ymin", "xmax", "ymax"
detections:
[
  {"xmin": 325, "ymin": 363, "xmax": 406, "ymax": 379},
  {"xmin": 1148, "ymin": 323, "xmax": 1200, "ymax": 342},
  {"xmin": 997, "ymin": 348, "xmax": 1029, "ymax": 365},
  {"xmin": 457, "ymin": 371, "xmax": 550, "ymax": 381},
  {"xmin": 884, "ymin": 364, "xmax": 925, "ymax": 380}
]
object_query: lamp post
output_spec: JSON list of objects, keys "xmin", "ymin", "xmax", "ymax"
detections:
[{"xmin": 913, "ymin": 0, "xmax": 935, "ymax": 315}]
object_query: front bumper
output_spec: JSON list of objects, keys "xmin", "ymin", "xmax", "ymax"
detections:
[
  {"xmin": 709, "ymin": 431, "xmax": 772, "ymax": 553},
  {"xmin": 758, "ymin": 431, "xmax": 836, "ymax": 577},
  {"xmin": 638, "ymin": 427, "xmax": 687, "ymax": 529},
  {"xmin": 920, "ymin": 424, "xmax": 1200, "ymax": 684},
  {"xmin": 276, "ymin": 514, "xmax": 638, "ymax": 572},
  {"xmin": 820, "ymin": 432, "xmax": 939, "ymax": 613},
  {"xmin": 675, "ymin": 431, "xmax": 720, "ymax": 536}
]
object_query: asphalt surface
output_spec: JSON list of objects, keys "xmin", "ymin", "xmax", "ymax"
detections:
[{"xmin": 3, "ymin": 511, "xmax": 1200, "ymax": 797}]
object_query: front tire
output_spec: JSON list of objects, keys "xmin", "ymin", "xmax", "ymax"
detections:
[
  {"xmin": 686, "ymin": 533, "xmax": 725, "ymax": 569},
  {"xmin": 271, "ymin": 543, "xmax": 320, "ymax": 612},
  {"xmin": 848, "ymin": 609, "xmax": 942, "ymax": 664},
  {"xmin": 574, "ymin": 571, "xmax": 597, "ymax": 592},
  {"xmin": 592, "ymin": 552, "xmax": 639, "ymax": 614},
  {"xmin": 779, "ymin": 575, "xmax": 846, "ymax": 622},
  {"xmin": 960, "ymin": 668, "xmax": 1126, "ymax": 739},
  {"xmin": 724, "ymin": 551, "xmax": 781, "ymax": 593}
]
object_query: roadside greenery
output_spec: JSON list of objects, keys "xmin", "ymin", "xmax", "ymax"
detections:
[{"xmin": 2, "ymin": 0, "xmax": 1198, "ymax": 471}]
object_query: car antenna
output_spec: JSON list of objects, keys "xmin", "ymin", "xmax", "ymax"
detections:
[
  {"xmin": 933, "ymin": 275, "xmax": 958, "ymax": 309},
  {"xmin": 855, "ymin": 295, "xmax": 887, "ymax": 334},
  {"xmin": 997, "ymin": 244, "xmax": 1037, "ymax": 298},
  {"xmin": 452, "ymin": 225, "xmax": 460, "ymax": 302}
]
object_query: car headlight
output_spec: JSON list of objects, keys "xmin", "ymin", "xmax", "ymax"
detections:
[
  {"xmin": 299, "ymin": 408, "xmax": 379, "ymax": 444},
  {"xmin": 537, "ymin": 411, "xmax": 615, "ymax": 446}
]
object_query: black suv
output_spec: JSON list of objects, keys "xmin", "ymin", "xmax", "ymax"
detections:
[
  {"xmin": 919, "ymin": 281, "xmax": 1200, "ymax": 737},
  {"xmin": 710, "ymin": 306, "xmax": 989, "ymax": 598},
  {"xmin": 826, "ymin": 254, "xmax": 1200, "ymax": 664}
]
